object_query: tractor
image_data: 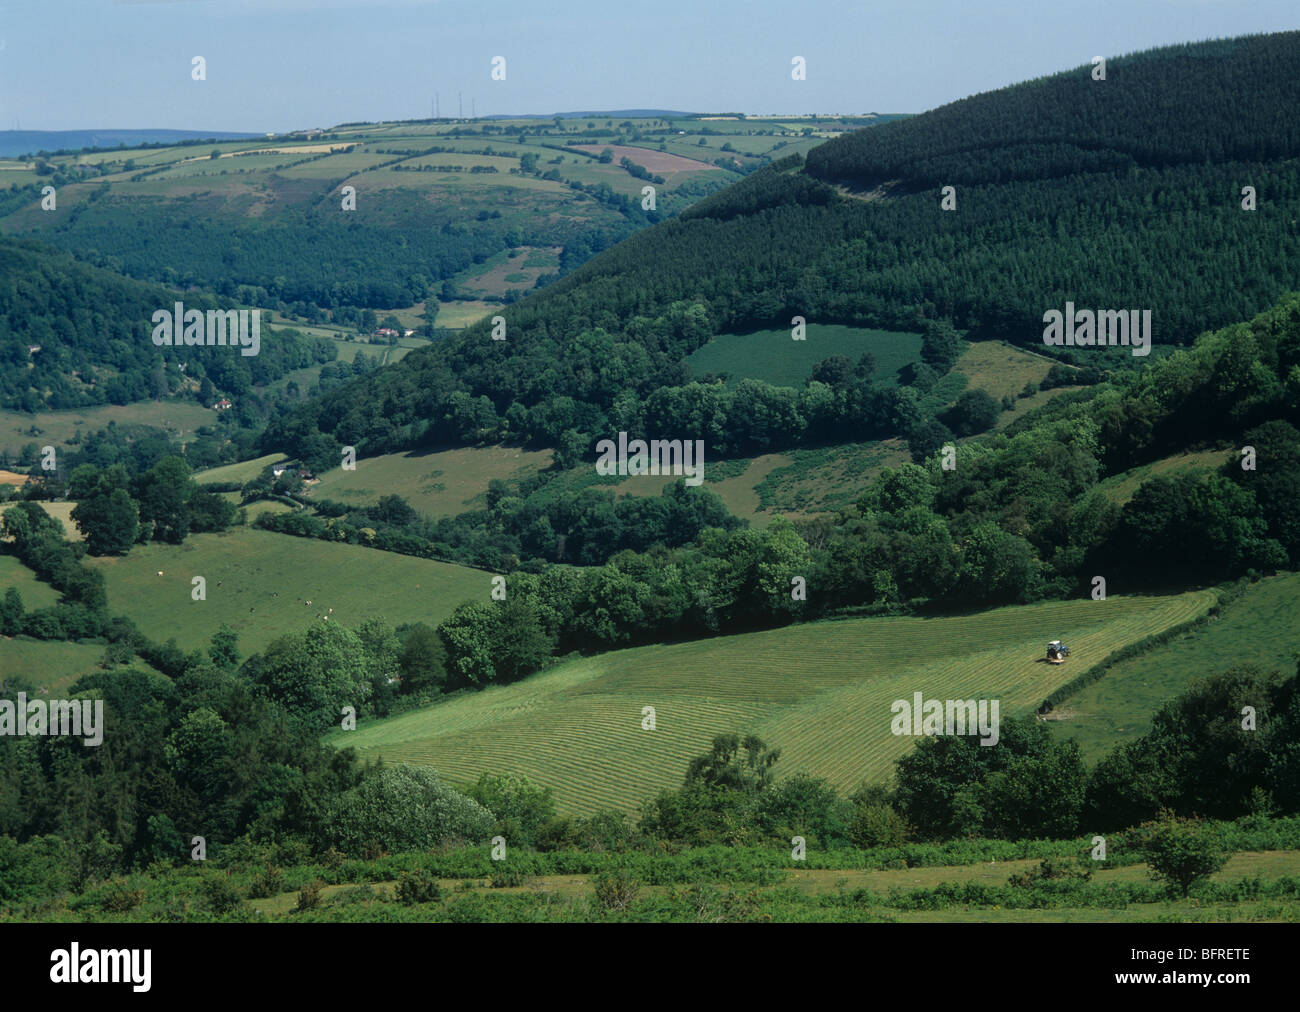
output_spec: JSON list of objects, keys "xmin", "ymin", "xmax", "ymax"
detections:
[{"xmin": 1046, "ymin": 640, "xmax": 1070, "ymax": 663}]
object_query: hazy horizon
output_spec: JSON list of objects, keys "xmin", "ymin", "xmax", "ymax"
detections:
[{"xmin": 2, "ymin": 0, "xmax": 1296, "ymax": 133}]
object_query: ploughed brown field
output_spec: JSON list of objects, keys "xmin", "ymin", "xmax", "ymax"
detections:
[{"xmin": 568, "ymin": 144, "xmax": 721, "ymax": 175}]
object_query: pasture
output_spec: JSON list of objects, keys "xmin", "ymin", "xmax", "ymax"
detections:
[
  {"xmin": 453, "ymin": 246, "xmax": 562, "ymax": 298},
  {"xmin": 0, "ymin": 401, "xmax": 215, "ymax": 456},
  {"xmin": 436, "ymin": 301, "xmax": 497, "ymax": 329},
  {"xmin": 338, "ymin": 589, "xmax": 1215, "ymax": 817},
  {"xmin": 2, "ymin": 500, "xmax": 86, "ymax": 542},
  {"xmin": 85, "ymin": 526, "xmax": 488, "ymax": 654},
  {"xmin": 0, "ymin": 554, "xmax": 61, "ymax": 609},
  {"xmin": 194, "ymin": 453, "xmax": 287, "ymax": 485},
  {"xmin": 954, "ymin": 341, "xmax": 1054, "ymax": 401},
  {"xmin": 752, "ymin": 440, "xmax": 912, "ymax": 517},
  {"xmin": 308, "ymin": 444, "xmax": 553, "ymax": 515},
  {"xmin": 1097, "ymin": 449, "xmax": 1231, "ymax": 505},
  {"xmin": 1047, "ymin": 573, "xmax": 1300, "ymax": 762},
  {"xmin": 0, "ymin": 637, "xmax": 111, "ymax": 694},
  {"xmin": 685, "ymin": 325, "xmax": 922, "ymax": 388}
]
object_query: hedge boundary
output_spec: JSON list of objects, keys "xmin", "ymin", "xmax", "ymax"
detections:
[{"xmin": 1035, "ymin": 578, "xmax": 1253, "ymax": 715}]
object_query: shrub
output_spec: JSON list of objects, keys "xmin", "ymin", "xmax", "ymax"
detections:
[
  {"xmin": 1139, "ymin": 811, "xmax": 1231, "ymax": 896},
  {"xmin": 328, "ymin": 766, "xmax": 495, "ymax": 855},
  {"xmin": 1007, "ymin": 856, "xmax": 1093, "ymax": 888},
  {"xmin": 201, "ymin": 874, "xmax": 244, "ymax": 915},
  {"xmin": 319, "ymin": 847, "xmax": 345, "ymax": 869},
  {"xmin": 331, "ymin": 885, "xmax": 377, "ymax": 907},
  {"xmin": 100, "ymin": 879, "xmax": 145, "ymax": 913},
  {"xmin": 395, "ymin": 869, "xmax": 443, "ymax": 905},
  {"xmin": 247, "ymin": 863, "xmax": 285, "ymax": 898},
  {"xmin": 296, "ymin": 879, "xmax": 324, "ymax": 911},
  {"xmin": 850, "ymin": 804, "xmax": 911, "ymax": 849},
  {"xmin": 488, "ymin": 865, "xmax": 526, "ymax": 888},
  {"xmin": 593, "ymin": 868, "xmax": 641, "ymax": 911}
]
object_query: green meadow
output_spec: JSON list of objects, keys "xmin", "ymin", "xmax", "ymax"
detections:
[
  {"xmin": 308, "ymin": 444, "xmax": 554, "ymax": 516},
  {"xmin": 85, "ymin": 526, "xmax": 488, "ymax": 654},
  {"xmin": 1048, "ymin": 573, "xmax": 1300, "ymax": 762},
  {"xmin": 339, "ymin": 589, "xmax": 1215, "ymax": 817},
  {"xmin": 685, "ymin": 325, "xmax": 923, "ymax": 388}
]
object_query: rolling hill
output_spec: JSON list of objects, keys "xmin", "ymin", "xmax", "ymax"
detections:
[
  {"xmin": 1047, "ymin": 573, "xmax": 1300, "ymax": 761},
  {"xmin": 284, "ymin": 32, "xmax": 1300, "ymax": 479},
  {"xmin": 339, "ymin": 589, "xmax": 1215, "ymax": 816},
  {"xmin": 84, "ymin": 526, "xmax": 489, "ymax": 653}
]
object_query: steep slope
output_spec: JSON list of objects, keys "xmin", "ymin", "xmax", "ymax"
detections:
[
  {"xmin": 287, "ymin": 32, "xmax": 1300, "ymax": 462},
  {"xmin": 0, "ymin": 239, "xmax": 335, "ymax": 410},
  {"xmin": 339, "ymin": 590, "xmax": 1214, "ymax": 815}
]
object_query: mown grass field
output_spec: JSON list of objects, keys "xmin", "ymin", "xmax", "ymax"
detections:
[
  {"xmin": 685, "ymin": 325, "xmax": 922, "ymax": 388},
  {"xmin": 338, "ymin": 589, "xmax": 1215, "ymax": 817},
  {"xmin": 308, "ymin": 444, "xmax": 553, "ymax": 515},
  {"xmin": 1048, "ymin": 573, "xmax": 1300, "ymax": 762},
  {"xmin": 85, "ymin": 526, "xmax": 488, "ymax": 654},
  {"xmin": 954, "ymin": 340, "xmax": 1054, "ymax": 400},
  {"xmin": 1097, "ymin": 448, "xmax": 1232, "ymax": 505}
]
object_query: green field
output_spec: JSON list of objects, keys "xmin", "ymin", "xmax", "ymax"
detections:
[
  {"xmin": 993, "ymin": 384, "xmax": 1085, "ymax": 431},
  {"xmin": 0, "ymin": 554, "xmax": 61, "ymax": 610},
  {"xmin": 30, "ymin": 501, "xmax": 81, "ymax": 541},
  {"xmin": 338, "ymin": 589, "xmax": 1215, "ymax": 817},
  {"xmin": 752, "ymin": 440, "xmax": 913, "ymax": 518},
  {"xmin": 308, "ymin": 444, "xmax": 553, "ymax": 515},
  {"xmin": 1097, "ymin": 449, "xmax": 1232, "ymax": 505},
  {"xmin": 955, "ymin": 341, "xmax": 1054, "ymax": 400},
  {"xmin": 85, "ymin": 526, "xmax": 489, "ymax": 654},
  {"xmin": 1048, "ymin": 573, "xmax": 1300, "ymax": 762},
  {"xmin": 194, "ymin": 453, "xmax": 287, "ymax": 485},
  {"xmin": 685, "ymin": 325, "xmax": 923, "ymax": 388},
  {"xmin": 436, "ymin": 301, "xmax": 497, "ymax": 329},
  {"xmin": 709, "ymin": 453, "xmax": 794, "ymax": 526},
  {"xmin": 532, "ymin": 441, "xmax": 905, "ymax": 527},
  {"xmin": 0, "ymin": 401, "xmax": 216, "ymax": 456},
  {"xmin": 452, "ymin": 246, "xmax": 562, "ymax": 298},
  {"xmin": 0, "ymin": 637, "xmax": 112, "ymax": 694}
]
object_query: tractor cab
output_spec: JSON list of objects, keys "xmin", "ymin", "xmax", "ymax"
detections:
[{"xmin": 1046, "ymin": 640, "xmax": 1070, "ymax": 663}]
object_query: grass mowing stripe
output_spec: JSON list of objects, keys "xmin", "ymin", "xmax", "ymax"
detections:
[{"xmin": 341, "ymin": 590, "xmax": 1213, "ymax": 817}]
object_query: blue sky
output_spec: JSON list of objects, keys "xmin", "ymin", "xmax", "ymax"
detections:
[{"xmin": 2, "ymin": 0, "xmax": 1296, "ymax": 131}]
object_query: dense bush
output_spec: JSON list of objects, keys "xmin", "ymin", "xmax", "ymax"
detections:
[{"xmin": 327, "ymin": 766, "xmax": 495, "ymax": 855}]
